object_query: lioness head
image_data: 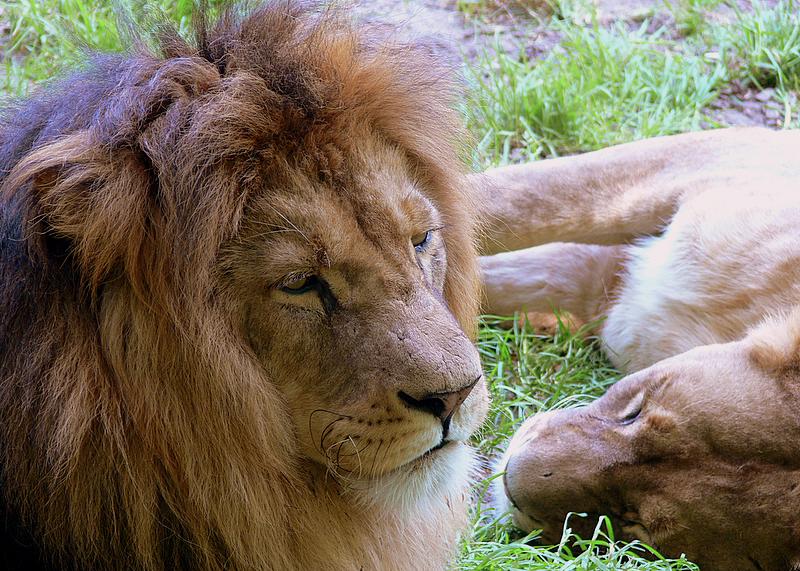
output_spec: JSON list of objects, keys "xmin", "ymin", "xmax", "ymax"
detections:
[
  {"xmin": 0, "ymin": 3, "xmax": 487, "ymax": 568},
  {"xmin": 495, "ymin": 311, "xmax": 800, "ymax": 570}
]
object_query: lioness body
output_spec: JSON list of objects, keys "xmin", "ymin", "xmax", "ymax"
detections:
[
  {"xmin": 0, "ymin": 4, "xmax": 488, "ymax": 569},
  {"xmin": 480, "ymin": 128, "xmax": 800, "ymax": 570},
  {"xmin": 481, "ymin": 128, "xmax": 800, "ymax": 368},
  {"xmin": 605, "ymin": 131, "xmax": 800, "ymax": 370}
]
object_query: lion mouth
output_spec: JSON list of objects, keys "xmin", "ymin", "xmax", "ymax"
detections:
[
  {"xmin": 419, "ymin": 439, "xmax": 454, "ymax": 460},
  {"xmin": 385, "ymin": 440, "xmax": 461, "ymax": 477}
]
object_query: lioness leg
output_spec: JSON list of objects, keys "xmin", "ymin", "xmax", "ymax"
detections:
[
  {"xmin": 473, "ymin": 128, "xmax": 789, "ymax": 254},
  {"xmin": 480, "ymin": 243, "xmax": 624, "ymax": 326}
]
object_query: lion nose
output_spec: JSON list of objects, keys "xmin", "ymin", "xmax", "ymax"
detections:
[{"xmin": 398, "ymin": 378, "xmax": 479, "ymax": 425}]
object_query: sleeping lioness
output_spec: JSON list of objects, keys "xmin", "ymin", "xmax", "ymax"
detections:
[{"xmin": 478, "ymin": 128, "xmax": 800, "ymax": 571}]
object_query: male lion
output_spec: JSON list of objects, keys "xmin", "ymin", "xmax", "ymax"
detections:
[
  {"xmin": 0, "ymin": 3, "xmax": 488, "ymax": 569},
  {"xmin": 480, "ymin": 128, "xmax": 800, "ymax": 571}
]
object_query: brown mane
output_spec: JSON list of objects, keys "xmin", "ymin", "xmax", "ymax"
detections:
[{"xmin": 0, "ymin": 2, "xmax": 479, "ymax": 569}]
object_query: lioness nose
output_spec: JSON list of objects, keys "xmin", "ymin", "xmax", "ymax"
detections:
[{"xmin": 398, "ymin": 378, "xmax": 479, "ymax": 423}]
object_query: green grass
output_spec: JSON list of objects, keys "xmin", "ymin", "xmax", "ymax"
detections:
[
  {"xmin": 1, "ymin": 0, "xmax": 205, "ymax": 95},
  {"xmin": 4, "ymin": 0, "xmax": 799, "ymax": 569},
  {"xmin": 474, "ymin": 316, "xmax": 618, "ymax": 455},
  {"xmin": 715, "ymin": 0, "xmax": 800, "ymax": 91},
  {"xmin": 465, "ymin": 20, "xmax": 724, "ymax": 164},
  {"xmin": 663, "ymin": 0, "xmax": 723, "ymax": 36},
  {"xmin": 462, "ymin": 510, "xmax": 700, "ymax": 570},
  {"xmin": 462, "ymin": 0, "xmax": 800, "ymax": 164}
]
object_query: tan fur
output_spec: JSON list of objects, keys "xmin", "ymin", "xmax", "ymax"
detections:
[
  {"xmin": 0, "ymin": 4, "xmax": 488, "ymax": 569},
  {"xmin": 478, "ymin": 128, "xmax": 800, "ymax": 570}
]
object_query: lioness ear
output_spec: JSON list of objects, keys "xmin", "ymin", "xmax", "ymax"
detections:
[
  {"xmin": 747, "ymin": 307, "xmax": 800, "ymax": 374},
  {"xmin": 5, "ymin": 130, "xmax": 152, "ymax": 290}
]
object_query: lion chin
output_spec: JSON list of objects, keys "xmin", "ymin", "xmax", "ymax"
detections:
[
  {"xmin": 353, "ymin": 442, "xmax": 479, "ymax": 515},
  {"xmin": 0, "ymin": 2, "xmax": 489, "ymax": 570}
]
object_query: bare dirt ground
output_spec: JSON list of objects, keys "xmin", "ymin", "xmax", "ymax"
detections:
[{"xmin": 357, "ymin": 0, "xmax": 665, "ymax": 57}]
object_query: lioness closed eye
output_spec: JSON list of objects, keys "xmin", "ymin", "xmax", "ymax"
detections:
[
  {"xmin": 479, "ymin": 128, "xmax": 800, "ymax": 571},
  {"xmin": 0, "ymin": 3, "xmax": 489, "ymax": 570}
]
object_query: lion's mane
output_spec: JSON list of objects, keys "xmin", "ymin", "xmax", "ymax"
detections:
[{"xmin": 0, "ymin": 3, "xmax": 479, "ymax": 569}]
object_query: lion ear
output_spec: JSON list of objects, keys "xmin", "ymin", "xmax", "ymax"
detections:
[
  {"xmin": 747, "ymin": 307, "xmax": 800, "ymax": 374},
  {"xmin": 6, "ymin": 130, "xmax": 152, "ymax": 289}
]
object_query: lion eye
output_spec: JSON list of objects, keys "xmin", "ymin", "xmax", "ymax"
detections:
[
  {"xmin": 412, "ymin": 230, "xmax": 432, "ymax": 252},
  {"xmin": 280, "ymin": 275, "xmax": 317, "ymax": 294}
]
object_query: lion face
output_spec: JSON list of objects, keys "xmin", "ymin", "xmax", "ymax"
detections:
[
  {"xmin": 496, "ymin": 323, "xmax": 800, "ymax": 569},
  {"xmin": 222, "ymin": 138, "xmax": 488, "ymax": 505}
]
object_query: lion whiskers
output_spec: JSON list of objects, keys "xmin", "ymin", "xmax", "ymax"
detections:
[
  {"xmin": 325, "ymin": 435, "xmax": 369, "ymax": 481},
  {"xmin": 309, "ymin": 406, "xmax": 479, "ymax": 520}
]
